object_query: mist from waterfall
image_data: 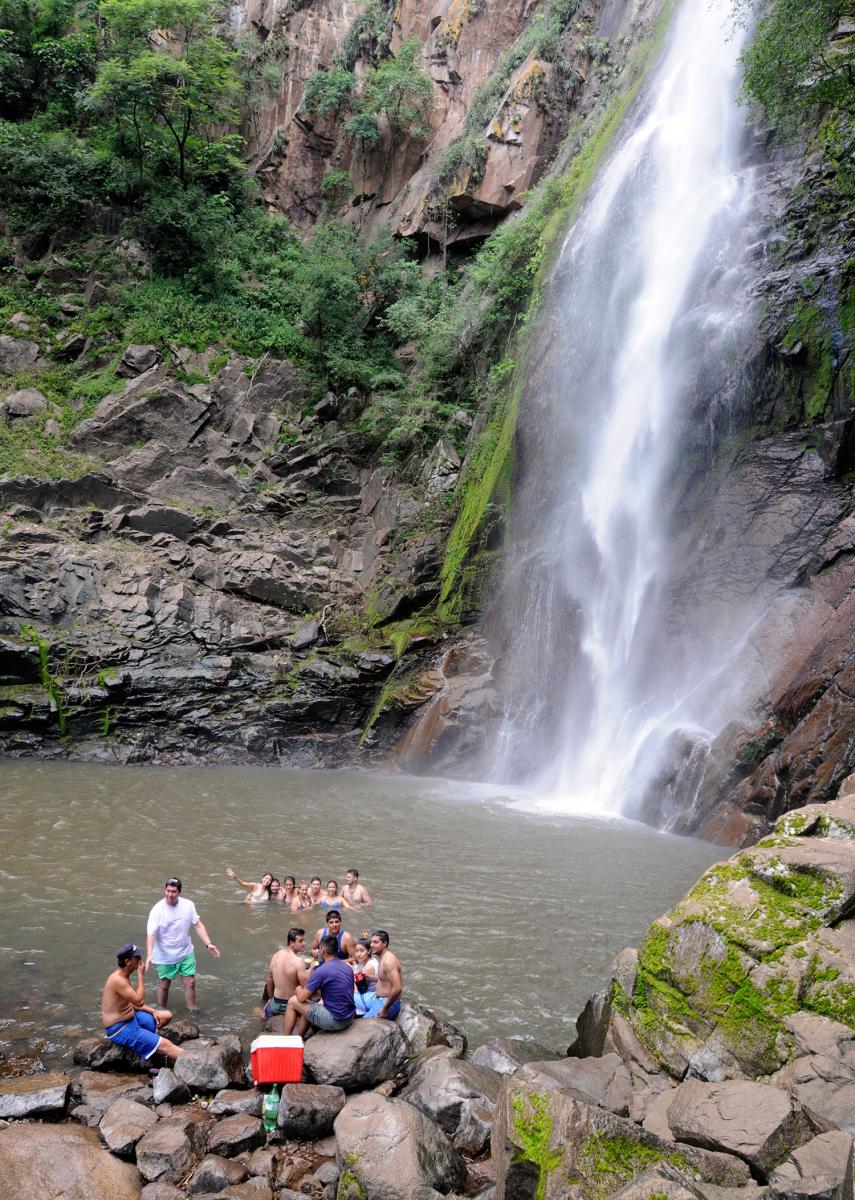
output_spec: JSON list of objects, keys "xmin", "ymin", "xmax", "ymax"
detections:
[{"xmin": 490, "ymin": 0, "xmax": 762, "ymax": 823}]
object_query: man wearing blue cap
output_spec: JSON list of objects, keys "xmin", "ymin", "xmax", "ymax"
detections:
[{"xmin": 101, "ymin": 943, "xmax": 183, "ymax": 1063}]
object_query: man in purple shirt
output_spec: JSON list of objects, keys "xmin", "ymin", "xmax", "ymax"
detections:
[{"xmin": 281, "ymin": 935, "xmax": 356, "ymax": 1035}]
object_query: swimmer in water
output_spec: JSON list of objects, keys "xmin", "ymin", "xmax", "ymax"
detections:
[
  {"xmin": 226, "ymin": 866, "xmax": 273, "ymax": 903},
  {"xmin": 320, "ymin": 879, "xmax": 354, "ymax": 910},
  {"xmin": 293, "ymin": 880, "xmax": 312, "ymax": 910},
  {"xmin": 281, "ymin": 876, "xmax": 299, "ymax": 908}
]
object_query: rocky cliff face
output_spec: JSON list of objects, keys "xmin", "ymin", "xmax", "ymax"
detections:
[
  {"xmin": 0, "ymin": 0, "xmax": 853, "ymax": 853},
  {"xmin": 239, "ymin": 0, "xmax": 631, "ymax": 249}
]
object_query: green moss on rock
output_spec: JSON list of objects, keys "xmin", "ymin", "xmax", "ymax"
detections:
[
  {"xmin": 511, "ymin": 1091, "xmax": 563, "ymax": 1200},
  {"xmin": 576, "ymin": 1132, "xmax": 687, "ymax": 1200}
]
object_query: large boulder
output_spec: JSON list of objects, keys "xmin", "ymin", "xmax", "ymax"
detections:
[
  {"xmin": 396, "ymin": 999, "xmax": 466, "ymax": 1056},
  {"xmin": 99, "ymin": 1096, "xmax": 159, "ymax": 1158},
  {"xmin": 666, "ymin": 1078, "xmax": 817, "ymax": 1175},
  {"xmin": 73, "ymin": 1036, "xmax": 142, "ymax": 1073},
  {"xmin": 208, "ymin": 1088, "xmax": 263, "ymax": 1117},
  {"xmin": 2, "ymin": 387, "xmax": 48, "ymax": 418},
  {"xmin": 174, "ymin": 1038, "xmax": 246, "ymax": 1092},
  {"xmin": 303, "ymin": 1019, "xmax": 408, "ymax": 1092},
  {"xmin": 517, "ymin": 1054, "xmax": 633, "ymax": 1117},
  {"xmin": 770, "ymin": 1131, "xmax": 855, "ymax": 1200},
  {"xmin": 0, "ymin": 1071, "xmax": 69, "ymax": 1118},
  {"xmin": 334, "ymin": 1091, "xmax": 466, "ymax": 1200},
  {"xmin": 0, "ymin": 1121, "xmax": 141, "ymax": 1199},
  {"xmin": 187, "ymin": 1153, "xmax": 248, "ymax": 1194},
  {"xmin": 152, "ymin": 1068, "xmax": 191, "ymax": 1106},
  {"xmin": 608, "ymin": 797, "xmax": 855, "ymax": 1081},
  {"xmin": 772, "ymin": 1044, "xmax": 855, "ymax": 1134},
  {"xmin": 0, "ymin": 335, "xmax": 40, "ymax": 373},
  {"xmin": 74, "ymin": 1070, "xmax": 151, "ymax": 1115},
  {"xmin": 401, "ymin": 1053, "xmax": 501, "ymax": 1156},
  {"xmin": 207, "ymin": 1113, "xmax": 265, "ymax": 1158},
  {"xmin": 119, "ymin": 344, "xmax": 159, "ymax": 376},
  {"xmin": 135, "ymin": 1118, "xmax": 196, "ymax": 1183},
  {"xmin": 470, "ymin": 1037, "xmax": 561, "ymax": 1076},
  {"xmin": 494, "ymin": 1077, "xmax": 751, "ymax": 1200},
  {"xmin": 277, "ymin": 1083, "xmax": 346, "ymax": 1138}
]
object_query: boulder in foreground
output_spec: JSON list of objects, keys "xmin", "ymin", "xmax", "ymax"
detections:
[
  {"xmin": 0, "ymin": 1121, "xmax": 141, "ymax": 1200},
  {"xmin": 303, "ymin": 1019, "xmax": 408, "ymax": 1092},
  {"xmin": 334, "ymin": 1090, "xmax": 465, "ymax": 1200}
]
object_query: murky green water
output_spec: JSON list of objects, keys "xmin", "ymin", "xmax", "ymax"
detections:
[{"xmin": 0, "ymin": 762, "xmax": 721, "ymax": 1065}]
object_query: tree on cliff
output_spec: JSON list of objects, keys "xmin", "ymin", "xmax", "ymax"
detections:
[
  {"xmin": 740, "ymin": 0, "xmax": 853, "ymax": 130},
  {"xmin": 88, "ymin": 0, "xmax": 241, "ymax": 187}
]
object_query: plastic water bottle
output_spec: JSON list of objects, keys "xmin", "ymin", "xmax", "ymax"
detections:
[{"xmin": 262, "ymin": 1084, "xmax": 280, "ymax": 1133}]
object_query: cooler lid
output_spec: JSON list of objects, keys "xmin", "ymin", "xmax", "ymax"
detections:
[{"xmin": 250, "ymin": 1035, "xmax": 304, "ymax": 1052}]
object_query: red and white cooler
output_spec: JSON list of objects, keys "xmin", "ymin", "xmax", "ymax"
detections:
[{"xmin": 250, "ymin": 1035, "xmax": 304, "ymax": 1084}]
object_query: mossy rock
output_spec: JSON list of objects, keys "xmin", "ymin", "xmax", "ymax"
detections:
[{"xmin": 621, "ymin": 796, "xmax": 855, "ymax": 1078}]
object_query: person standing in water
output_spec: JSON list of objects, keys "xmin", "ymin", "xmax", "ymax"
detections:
[
  {"xmin": 226, "ymin": 866, "xmax": 273, "ymax": 903},
  {"xmin": 146, "ymin": 877, "xmax": 220, "ymax": 1013},
  {"xmin": 102, "ymin": 942, "xmax": 182, "ymax": 1062},
  {"xmin": 341, "ymin": 868, "xmax": 372, "ymax": 907}
]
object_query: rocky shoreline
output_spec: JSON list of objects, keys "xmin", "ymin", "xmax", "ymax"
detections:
[{"xmin": 3, "ymin": 787, "xmax": 855, "ymax": 1199}]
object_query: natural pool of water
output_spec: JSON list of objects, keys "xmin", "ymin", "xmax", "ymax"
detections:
[{"xmin": 0, "ymin": 762, "xmax": 722, "ymax": 1065}]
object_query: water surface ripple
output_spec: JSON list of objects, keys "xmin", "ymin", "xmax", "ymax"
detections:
[{"xmin": 0, "ymin": 762, "xmax": 720, "ymax": 1063}]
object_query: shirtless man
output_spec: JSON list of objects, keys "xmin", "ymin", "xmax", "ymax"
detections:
[
  {"xmin": 311, "ymin": 911, "xmax": 356, "ymax": 960},
  {"xmin": 357, "ymin": 930, "xmax": 402, "ymax": 1020},
  {"xmin": 102, "ymin": 942, "xmax": 182, "ymax": 1063},
  {"xmin": 263, "ymin": 928, "xmax": 310, "ymax": 1019},
  {"xmin": 341, "ymin": 868, "xmax": 372, "ymax": 907},
  {"xmin": 307, "ymin": 877, "xmax": 325, "ymax": 907}
]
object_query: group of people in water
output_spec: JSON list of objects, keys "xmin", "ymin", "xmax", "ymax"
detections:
[
  {"xmin": 100, "ymin": 866, "xmax": 402, "ymax": 1064},
  {"xmin": 226, "ymin": 866, "xmax": 371, "ymax": 911}
]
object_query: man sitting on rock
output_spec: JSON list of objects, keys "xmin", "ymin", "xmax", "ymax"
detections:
[
  {"xmin": 355, "ymin": 930, "xmax": 402, "ymax": 1020},
  {"xmin": 281, "ymin": 935, "xmax": 356, "ymax": 1036},
  {"xmin": 101, "ymin": 942, "xmax": 182, "ymax": 1063},
  {"xmin": 311, "ymin": 910, "xmax": 356, "ymax": 961},
  {"xmin": 263, "ymin": 927, "xmax": 310, "ymax": 1019}
]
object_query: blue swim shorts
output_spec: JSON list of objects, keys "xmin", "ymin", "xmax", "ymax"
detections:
[
  {"xmin": 105, "ymin": 1010, "xmax": 161, "ymax": 1059},
  {"xmin": 355, "ymin": 994, "xmax": 400, "ymax": 1020},
  {"xmin": 307, "ymin": 1002, "xmax": 353, "ymax": 1032},
  {"xmin": 263, "ymin": 995, "xmax": 289, "ymax": 1019}
]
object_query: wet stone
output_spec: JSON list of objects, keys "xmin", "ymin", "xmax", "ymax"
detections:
[
  {"xmin": 100, "ymin": 1095, "xmax": 159, "ymax": 1157},
  {"xmin": 207, "ymin": 1112, "xmax": 265, "ymax": 1158},
  {"xmin": 187, "ymin": 1152, "xmax": 248, "ymax": 1194},
  {"xmin": 0, "ymin": 1070, "xmax": 69, "ymax": 1118}
]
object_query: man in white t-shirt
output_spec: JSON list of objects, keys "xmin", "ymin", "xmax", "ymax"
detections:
[{"xmin": 145, "ymin": 877, "xmax": 220, "ymax": 1012}]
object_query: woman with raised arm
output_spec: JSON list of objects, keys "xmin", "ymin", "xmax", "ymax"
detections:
[{"xmin": 226, "ymin": 866, "xmax": 273, "ymax": 903}]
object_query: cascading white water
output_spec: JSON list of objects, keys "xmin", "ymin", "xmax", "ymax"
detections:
[{"xmin": 491, "ymin": 0, "xmax": 763, "ymax": 821}]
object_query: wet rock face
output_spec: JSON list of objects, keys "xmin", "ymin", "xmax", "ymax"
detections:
[{"xmin": 0, "ymin": 350, "xmax": 457, "ymax": 767}]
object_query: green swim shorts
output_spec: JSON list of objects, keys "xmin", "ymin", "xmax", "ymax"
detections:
[{"xmin": 156, "ymin": 951, "xmax": 196, "ymax": 980}]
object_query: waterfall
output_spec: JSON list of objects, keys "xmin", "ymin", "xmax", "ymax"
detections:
[{"xmin": 490, "ymin": 0, "xmax": 762, "ymax": 822}]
